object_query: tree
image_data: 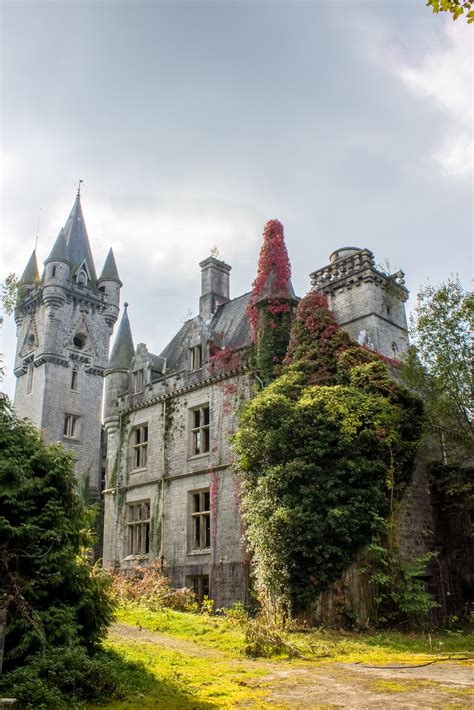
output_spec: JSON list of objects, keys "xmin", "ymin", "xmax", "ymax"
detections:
[
  {"xmin": 402, "ymin": 276, "xmax": 473, "ymax": 463},
  {"xmin": 426, "ymin": 0, "xmax": 474, "ymax": 23},
  {"xmin": 1, "ymin": 273, "xmax": 18, "ymax": 319},
  {"xmin": 0, "ymin": 397, "xmax": 115, "ymax": 670}
]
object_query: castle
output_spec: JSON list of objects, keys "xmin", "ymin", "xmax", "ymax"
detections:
[{"xmin": 14, "ymin": 193, "xmax": 412, "ymax": 608}]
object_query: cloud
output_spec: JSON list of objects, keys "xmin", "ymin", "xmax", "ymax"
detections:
[{"xmin": 367, "ymin": 20, "xmax": 473, "ymax": 178}]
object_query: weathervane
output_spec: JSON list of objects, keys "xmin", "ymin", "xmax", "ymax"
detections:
[{"xmin": 76, "ymin": 179, "xmax": 84, "ymax": 197}]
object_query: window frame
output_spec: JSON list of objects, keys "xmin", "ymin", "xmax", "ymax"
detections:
[
  {"xmin": 133, "ymin": 369, "xmax": 145, "ymax": 393},
  {"xmin": 189, "ymin": 404, "xmax": 210, "ymax": 457},
  {"xmin": 189, "ymin": 344, "xmax": 203, "ymax": 371},
  {"xmin": 189, "ymin": 489, "xmax": 211, "ymax": 551},
  {"xmin": 126, "ymin": 500, "xmax": 150, "ymax": 557},
  {"xmin": 186, "ymin": 574, "xmax": 210, "ymax": 604},
  {"xmin": 131, "ymin": 423, "xmax": 148, "ymax": 470},
  {"xmin": 71, "ymin": 366, "xmax": 79, "ymax": 392},
  {"xmin": 63, "ymin": 413, "xmax": 80, "ymax": 439}
]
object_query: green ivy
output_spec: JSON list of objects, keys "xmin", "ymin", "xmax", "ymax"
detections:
[{"xmin": 234, "ymin": 291, "xmax": 423, "ymax": 618}]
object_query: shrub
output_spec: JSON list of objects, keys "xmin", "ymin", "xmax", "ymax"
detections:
[
  {"xmin": 0, "ymin": 646, "xmax": 145, "ymax": 709},
  {"xmin": 112, "ymin": 562, "xmax": 198, "ymax": 612}
]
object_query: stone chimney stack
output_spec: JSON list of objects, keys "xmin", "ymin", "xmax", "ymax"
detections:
[{"xmin": 199, "ymin": 257, "xmax": 231, "ymax": 321}]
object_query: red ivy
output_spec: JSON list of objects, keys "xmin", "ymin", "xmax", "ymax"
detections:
[
  {"xmin": 207, "ymin": 345, "xmax": 240, "ymax": 374},
  {"xmin": 247, "ymin": 219, "xmax": 292, "ymax": 341},
  {"xmin": 210, "ymin": 470, "xmax": 219, "ymax": 548}
]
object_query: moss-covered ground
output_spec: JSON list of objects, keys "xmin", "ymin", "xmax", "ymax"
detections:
[{"xmin": 87, "ymin": 604, "xmax": 473, "ymax": 708}]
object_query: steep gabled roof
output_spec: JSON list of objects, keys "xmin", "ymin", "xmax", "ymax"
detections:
[
  {"xmin": 98, "ymin": 248, "xmax": 122, "ymax": 285},
  {"xmin": 159, "ymin": 292, "xmax": 252, "ymax": 373},
  {"xmin": 62, "ymin": 194, "xmax": 97, "ymax": 284},
  {"xmin": 18, "ymin": 250, "xmax": 39, "ymax": 285},
  {"xmin": 45, "ymin": 228, "xmax": 71, "ymax": 264},
  {"xmin": 108, "ymin": 304, "xmax": 134, "ymax": 370}
]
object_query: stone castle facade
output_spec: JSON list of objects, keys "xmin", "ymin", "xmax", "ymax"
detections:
[{"xmin": 14, "ymin": 194, "xmax": 411, "ymax": 607}]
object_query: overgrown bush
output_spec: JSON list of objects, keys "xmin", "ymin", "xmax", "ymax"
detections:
[
  {"xmin": 0, "ymin": 646, "xmax": 151, "ymax": 709},
  {"xmin": 234, "ymin": 291, "xmax": 423, "ymax": 619},
  {"xmin": 112, "ymin": 562, "xmax": 198, "ymax": 612},
  {"xmin": 244, "ymin": 611, "xmax": 302, "ymax": 658}
]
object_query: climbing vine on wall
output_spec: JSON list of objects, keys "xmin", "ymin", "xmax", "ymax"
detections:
[
  {"xmin": 234, "ymin": 291, "xmax": 423, "ymax": 618},
  {"xmin": 246, "ymin": 220, "xmax": 295, "ymax": 383}
]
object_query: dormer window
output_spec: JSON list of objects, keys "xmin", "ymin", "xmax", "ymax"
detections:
[
  {"xmin": 189, "ymin": 345, "xmax": 203, "ymax": 371},
  {"xmin": 75, "ymin": 260, "xmax": 91, "ymax": 287}
]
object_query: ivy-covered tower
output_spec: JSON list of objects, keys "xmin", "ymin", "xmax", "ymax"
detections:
[
  {"xmin": 13, "ymin": 190, "xmax": 122, "ymax": 496},
  {"xmin": 247, "ymin": 219, "xmax": 297, "ymax": 382}
]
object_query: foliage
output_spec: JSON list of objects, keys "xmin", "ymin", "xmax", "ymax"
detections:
[
  {"xmin": 112, "ymin": 561, "xmax": 198, "ymax": 612},
  {"xmin": 244, "ymin": 611, "xmax": 302, "ymax": 658},
  {"xmin": 368, "ymin": 543, "xmax": 438, "ymax": 627},
  {"xmin": 0, "ymin": 397, "xmax": 116, "ymax": 670},
  {"xmin": 246, "ymin": 219, "xmax": 295, "ymax": 381},
  {"xmin": 427, "ymin": 0, "xmax": 474, "ymax": 23},
  {"xmin": 234, "ymin": 290, "xmax": 423, "ymax": 618},
  {"xmin": 402, "ymin": 277, "xmax": 473, "ymax": 463},
  {"xmin": 1, "ymin": 272, "xmax": 17, "ymax": 318},
  {"xmin": 0, "ymin": 646, "xmax": 151, "ymax": 709}
]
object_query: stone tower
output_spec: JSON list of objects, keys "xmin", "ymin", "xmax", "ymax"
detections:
[
  {"xmin": 310, "ymin": 247, "xmax": 409, "ymax": 360},
  {"xmin": 13, "ymin": 190, "xmax": 122, "ymax": 497}
]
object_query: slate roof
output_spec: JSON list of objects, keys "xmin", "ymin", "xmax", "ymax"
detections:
[
  {"xmin": 45, "ymin": 228, "xmax": 71, "ymax": 264},
  {"xmin": 160, "ymin": 292, "xmax": 252, "ymax": 373},
  {"xmin": 19, "ymin": 250, "xmax": 39, "ymax": 285},
  {"xmin": 98, "ymin": 248, "xmax": 122, "ymax": 285},
  {"xmin": 109, "ymin": 305, "xmax": 135, "ymax": 370},
  {"xmin": 62, "ymin": 194, "xmax": 98, "ymax": 284}
]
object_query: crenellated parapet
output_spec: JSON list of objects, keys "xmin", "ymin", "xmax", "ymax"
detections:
[
  {"xmin": 311, "ymin": 247, "xmax": 409, "ymax": 360},
  {"xmin": 310, "ymin": 247, "xmax": 408, "ymax": 301}
]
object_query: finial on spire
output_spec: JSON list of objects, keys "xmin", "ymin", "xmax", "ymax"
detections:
[
  {"xmin": 35, "ymin": 208, "xmax": 42, "ymax": 251},
  {"xmin": 124, "ymin": 302, "xmax": 129, "ymax": 309},
  {"xmin": 76, "ymin": 179, "xmax": 84, "ymax": 198}
]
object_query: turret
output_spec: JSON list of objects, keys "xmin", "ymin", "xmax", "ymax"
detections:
[
  {"xmin": 97, "ymin": 248, "xmax": 122, "ymax": 322},
  {"xmin": 104, "ymin": 303, "xmax": 135, "ymax": 425},
  {"xmin": 43, "ymin": 228, "xmax": 72, "ymax": 283},
  {"xmin": 247, "ymin": 219, "xmax": 297, "ymax": 382},
  {"xmin": 15, "ymin": 250, "xmax": 39, "ymax": 325},
  {"xmin": 310, "ymin": 247, "xmax": 409, "ymax": 359}
]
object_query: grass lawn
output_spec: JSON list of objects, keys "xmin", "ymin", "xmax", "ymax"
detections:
[{"xmin": 86, "ymin": 604, "xmax": 473, "ymax": 708}]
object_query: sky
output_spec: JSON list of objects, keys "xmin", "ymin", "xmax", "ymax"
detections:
[{"xmin": 0, "ymin": 0, "xmax": 472, "ymax": 399}]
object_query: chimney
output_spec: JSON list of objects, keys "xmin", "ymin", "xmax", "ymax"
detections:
[{"xmin": 199, "ymin": 257, "xmax": 231, "ymax": 321}]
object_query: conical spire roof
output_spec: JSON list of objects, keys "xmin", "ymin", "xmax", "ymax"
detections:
[
  {"xmin": 19, "ymin": 250, "xmax": 39, "ymax": 285},
  {"xmin": 108, "ymin": 304, "xmax": 134, "ymax": 370},
  {"xmin": 62, "ymin": 193, "xmax": 97, "ymax": 284},
  {"xmin": 98, "ymin": 248, "xmax": 122, "ymax": 286},
  {"xmin": 45, "ymin": 228, "xmax": 71, "ymax": 264}
]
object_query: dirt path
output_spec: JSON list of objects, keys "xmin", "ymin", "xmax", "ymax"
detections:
[{"xmin": 111, "ymin": 623, "xmax": 473, "ymax": 709}]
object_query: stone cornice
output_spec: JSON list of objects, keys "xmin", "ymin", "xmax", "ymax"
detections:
[{"xmin": 118, "ymin": 366, "xmax": 249, "ymax": 415}]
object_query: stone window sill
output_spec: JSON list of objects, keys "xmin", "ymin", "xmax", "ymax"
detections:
[{"xmin": 187, "ymin": 549, "xmax": 211, "ymax": 556}]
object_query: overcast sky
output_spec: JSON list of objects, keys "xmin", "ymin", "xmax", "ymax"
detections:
[{"xmin": 1, "ymin": 0, "xmax": 472, "ymax": 399}]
